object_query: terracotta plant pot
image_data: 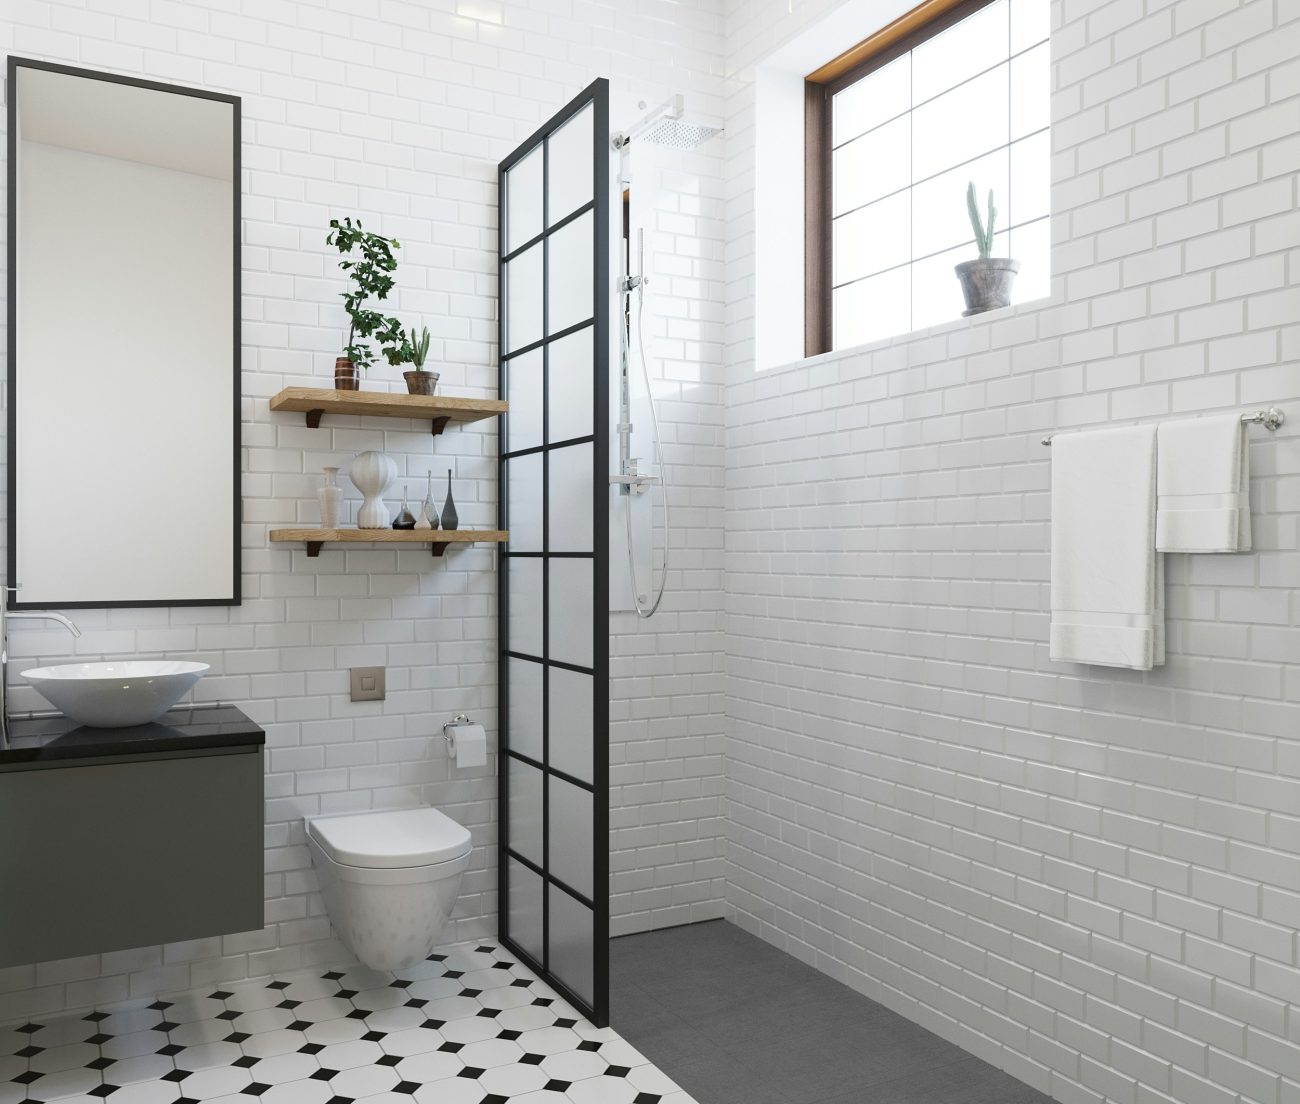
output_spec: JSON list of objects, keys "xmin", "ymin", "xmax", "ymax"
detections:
[
  {"xmin": 954, "ymin": 258, "xmax": 1019, "ymax": 316},
  {"xmin": 335, "ymin": 357, "xmax": 360, "ymax": 391},
  {"xmin": 403, "ymin": 370, "xmax": 440, "ymax": 396}
]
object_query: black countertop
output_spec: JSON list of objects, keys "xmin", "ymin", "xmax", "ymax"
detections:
[{"xmin": 0, "ymin": 705, "xmax": 265, "ymax": 767}]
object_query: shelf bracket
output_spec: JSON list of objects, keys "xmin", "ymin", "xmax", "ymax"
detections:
[
  {"xmin": 306, "ymin": 542, "xmax": 323, "ymax": 558},
  {"xmin": 305, "ymin": 410, "xmax": 324, "ymax": 429},
  {"xmin": 431, "ymin": 542, "xmax": 448, "ymax": 557},
  {"xmin": 431, "ymin": 416, "xmax": 450, "ymax": 437}
]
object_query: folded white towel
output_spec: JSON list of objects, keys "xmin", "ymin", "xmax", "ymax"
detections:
[
  {"xmin": 1050, "ymin": 424, "xmax": 1164, "ymax": 671},
  {"xmin": 1155, "ymin": 414, "xmax": 1251, "ymax": 553}
]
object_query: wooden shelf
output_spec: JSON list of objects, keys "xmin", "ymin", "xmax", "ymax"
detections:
[
  {"xmin": 270, "ymin": 528, "xmax": 509, "ymax": 558},
  {"xmin": 270, "ymin": 388, "xmax": 507, "ymax": 436}
]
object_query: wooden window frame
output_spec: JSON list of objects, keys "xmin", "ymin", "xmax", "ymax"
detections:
[{"xmin": 804, "ymin": 0, "xmax": 997, "ymax": 357}]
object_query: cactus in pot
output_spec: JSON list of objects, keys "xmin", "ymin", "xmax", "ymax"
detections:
[{"xmin": 953, "ymin": 181, "xmax": 1019, "ymax": 316}]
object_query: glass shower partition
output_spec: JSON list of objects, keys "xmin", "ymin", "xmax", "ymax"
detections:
[{"xmin": 497, "ymin": 79, "xmax": 612, "ymax": 1027}]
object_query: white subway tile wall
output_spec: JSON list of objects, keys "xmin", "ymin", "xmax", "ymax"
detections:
[
  {"xmin": 0, "ymin": 0, "xmax": 727, "ymax": 1022},
  {"xmin": 724, "ymin": 2, "xmax": 1300, "ymax": 1104}
]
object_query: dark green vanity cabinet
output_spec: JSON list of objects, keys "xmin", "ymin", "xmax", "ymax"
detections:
[{"xmin": 0, "ymin": 707, "xmax": 264, "ymax": 968}]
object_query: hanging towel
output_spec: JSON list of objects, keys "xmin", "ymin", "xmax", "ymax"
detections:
[
  {"xmin": 1155, "ymin": 414, "xmax": 1251, "ymax": 553},
  {"xmin": 1050, "ymin": 424, "xmax": 1164, "ymax": 671}
]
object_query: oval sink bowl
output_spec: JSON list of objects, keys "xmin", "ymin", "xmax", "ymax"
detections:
[{"xmin": 22, "ymin": 661, "xmax": 210, "ymax": 728}]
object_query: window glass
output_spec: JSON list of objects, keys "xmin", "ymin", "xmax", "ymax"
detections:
[{"xmin": 827, "ymin": 0, "xmax": 1050, "ymax": 349}]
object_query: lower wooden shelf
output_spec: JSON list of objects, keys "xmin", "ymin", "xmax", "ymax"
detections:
[{"xmin": 270, "ymin": 528, "xmax": 508, "ymax": 558}]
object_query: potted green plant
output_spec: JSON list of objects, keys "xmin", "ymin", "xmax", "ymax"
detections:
[
  {"xmin": 398, "ymin": 326, "xmax": 438, "ymax": 395},
  {"xmin": 954, "ymin": 182, "xmax": 1019, "ymax": 316},
  {"xmin": 326, "ymin": 216, "xmax": 405, "ymax": 390}
]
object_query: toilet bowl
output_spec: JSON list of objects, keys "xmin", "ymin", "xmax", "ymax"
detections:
[{"xmin": 306, "ymin": 806, "xmax": 472, "ymax": 971}]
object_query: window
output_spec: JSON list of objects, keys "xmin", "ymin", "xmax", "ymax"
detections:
[{"xmin": 805, "ymin": 0, "xmax": 1050, "ymax": 354}]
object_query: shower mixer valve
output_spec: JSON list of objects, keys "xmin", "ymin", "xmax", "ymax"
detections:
[{"xmin": 609, "ymin": 457, "xmax": 659, "ymax": 496}]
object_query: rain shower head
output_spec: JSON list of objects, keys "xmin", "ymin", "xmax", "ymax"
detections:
[
  {"xmin": 612, "ymin": 94, "xmax": 723, "ymax": 150},
  {"xmin": 639, "ymin": 115, "xmax": 723, "ymax": 149}
]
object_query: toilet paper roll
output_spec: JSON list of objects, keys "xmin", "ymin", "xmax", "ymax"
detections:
[{"xmin": 447, "ymin": 723, "xmax": 487, "ymax": 768}]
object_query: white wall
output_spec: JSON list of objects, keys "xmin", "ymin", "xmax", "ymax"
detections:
[
  {"xmin": 724, "ymin": 2, "xmax": 1300, "ymax": 1104},
  {"xmin": 0, "ymin": 0, "xmax": 727, "ymax": 1022}
]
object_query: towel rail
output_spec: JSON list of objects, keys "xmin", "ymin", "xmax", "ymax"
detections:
[{"xmin": 1041, "ymin": 407, "xmax": 1285, "ymax": 447}]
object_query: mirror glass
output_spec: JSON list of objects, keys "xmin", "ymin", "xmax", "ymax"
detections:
[{"xmin": 9, "ymin": 60, "xmax": 240, "ymax": 608}]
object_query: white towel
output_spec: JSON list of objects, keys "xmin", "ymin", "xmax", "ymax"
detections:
[
  {"xmin": 1155, "ymin": 414, "xmax": 1251, "ymax": 553},
  {"xmin": 1050, "ymin": 424, "xmax": 1164, "ymax": 671}
]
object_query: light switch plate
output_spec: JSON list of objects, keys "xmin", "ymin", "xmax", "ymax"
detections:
[{"xmin": 350, "ymin": 666, "xmax": 385, "ymax": 702}]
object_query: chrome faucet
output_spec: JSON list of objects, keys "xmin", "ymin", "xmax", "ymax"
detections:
[{"xmin": 0, "ymin": 588, "xmax": 81, "ymax": 750}]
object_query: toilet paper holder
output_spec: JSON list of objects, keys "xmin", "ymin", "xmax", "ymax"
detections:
[{"xmin": 442, "ymin": 712, "xmax": 473, "ymax": 749}]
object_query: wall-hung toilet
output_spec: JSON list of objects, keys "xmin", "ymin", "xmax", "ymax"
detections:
[{"xmin": 306, "ymin": 806, "xmax": 472, "ymax": 971}]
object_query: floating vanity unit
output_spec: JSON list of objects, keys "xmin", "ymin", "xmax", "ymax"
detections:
[{"xmin": 0, "ymin": 706, "xmax": 264, "ymax": 968}]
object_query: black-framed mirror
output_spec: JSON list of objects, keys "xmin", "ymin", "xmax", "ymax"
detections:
[{"xmin": 7, "ymin": 57, "xmax": 241, "ymax": 609}]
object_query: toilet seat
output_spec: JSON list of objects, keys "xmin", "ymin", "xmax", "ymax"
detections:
[{"xmin": 307, "ymin": 807, "xmax": 472, "ymax": 869}]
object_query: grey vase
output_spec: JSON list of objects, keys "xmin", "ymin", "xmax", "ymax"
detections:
[
  {"xmin": 441, "ymin": 469, "xmax": 459, "ymax": 531},
  {"xmin": 954, "ymin": 257, "xmax": 1019, "ymax": 316}
]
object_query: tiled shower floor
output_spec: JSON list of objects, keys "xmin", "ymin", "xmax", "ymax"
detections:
[{"xmin": 0, "ymin": 942, "xmax": 695, "ymax": 1104}]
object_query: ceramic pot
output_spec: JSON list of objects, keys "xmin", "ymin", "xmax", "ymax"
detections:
[
  {"xmin": 350, "ymin": 451, "xmax": 397, "ymax": 529},
  {"xmin": 954, "ymin": 258, "xmax": 1019, "ymax": 316},
  {"xmin": 335, "ymin": 357, "xmax": 360, "ymax": 391},
  {"xmin": 318, "ymin": 466, "xmax": 343, "ymax": 529},
  {"xmin": 403, "ymin": 370, "xmax": 440, "ymax": 396}
]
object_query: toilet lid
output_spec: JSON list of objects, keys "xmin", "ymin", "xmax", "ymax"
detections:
[{"xmin": 308, "ymin": 806, "xmax": 472, "ymax": 869}]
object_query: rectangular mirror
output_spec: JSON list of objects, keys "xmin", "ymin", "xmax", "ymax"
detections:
[{"xmin": 7, "ymin": 58, "xmax": 241, "ymax": 608}]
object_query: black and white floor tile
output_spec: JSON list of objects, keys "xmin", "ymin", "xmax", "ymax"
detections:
[{"xmin": 0, "ymin": 943, "xmax": 696, "ymax": 1104}]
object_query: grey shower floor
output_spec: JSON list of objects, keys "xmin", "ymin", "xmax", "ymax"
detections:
[{"xmin": 610, "ymin": 920, "xmax": 1053, "ymax": 1104}]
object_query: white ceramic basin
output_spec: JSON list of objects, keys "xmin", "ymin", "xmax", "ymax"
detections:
[{"xmin": 22, "ymin": 661, "xmax": 210, "ymax": 728}]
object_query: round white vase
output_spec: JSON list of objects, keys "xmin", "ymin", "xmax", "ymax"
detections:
[{"xmin": 350, "ymin": 451, "xmax": 397, "ymax": 529}]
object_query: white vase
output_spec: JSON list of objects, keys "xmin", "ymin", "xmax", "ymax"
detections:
[
  {"xmin": 350, "ymin": 451, "xmax": 397, "ymax": 529},
  {"xmin": 318, "ymin": 466, "xmax": 343, "ymax": 529}
]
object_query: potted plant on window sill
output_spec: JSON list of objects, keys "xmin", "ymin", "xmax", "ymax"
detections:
[
  {"xmin": 954, "ymin": 182, "xmax": 1018, "ymax": 316},
  {"xmin": 327, "ymin": 216, "xmax": 405, "ymax": 390}
]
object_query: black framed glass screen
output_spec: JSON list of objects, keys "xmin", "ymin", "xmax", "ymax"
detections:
[{"xmin": 497, "ymin": 79, "xmax": 610, "ymax": 1027}]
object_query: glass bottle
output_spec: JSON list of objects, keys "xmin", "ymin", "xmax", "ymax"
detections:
[{"xmin": 318, "ymin": 466, "xmax": 343, "ymax": 529}]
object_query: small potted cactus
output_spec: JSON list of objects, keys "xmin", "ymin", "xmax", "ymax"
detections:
[
  {"xmin": 954, "ymin": 182, "xmax": 1018, "ymax": 316},
  {"xmin": 399, "ymin": 326, "xmax": 438, "ymax": 395}
]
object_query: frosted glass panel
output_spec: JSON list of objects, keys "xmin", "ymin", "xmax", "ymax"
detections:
[
  {"xmin": 834, "ymin": 190, "xmax": 910, "ymax": 285},
  {"xmin": 912, "ymin": 0, "xmax": 1008, "ymax": 104},
  {"xmin": 1010, "ymin": 131, "xmax": 1050, "ymax": 227},
  {"xmin": 912, "ymin": 64, "xmax": 1009, "ymax": 181},
  {"xmin": 507, "ymin": 452, "xmax": 543, "ymax": 553},
  {"xmin": 834, "ymin": 114, "xmax": 909, "ymax": 216},
  {"xmin": 548, "ymin": 776, "xmax": 593, "ymax": 900},
  {"xmin": 1011, "ymin": 218, "xmax": 1050, "ymax": 302},
  {"xmin": 548, "ymin": 889, "xmax": 594, "ymax": 1007},
  {"xmin": 834, "ymin": 267, "xmax": 910, "ymax": 349},
  {"xmin": 505, "ymin": 244, "xmax": 543, "ymax": 353},
  {"xmin": 1010, "ymin": 43, "xmax": 1050, "ymax": 139},
  {"xmin": 547, "ymin": 329, "xmax": 594, "ymax": 443},
  {"xmin": 548, "ymin": 443, "xmax": 593, "ymax": 554},
  {"xmin": 1011, "ymin": 0, "xmax": 1050, "ymax": 54},
  {"xmin": 548, "ymin": 559, "xmax": 593, "ymax": 668},
  {"xmin": 548, "ymin": 666, "xmax": 593, "ymax": 785},
  {"xmin": 508, "ymin": 556, "xmax": 543, "ymax": 657},
  {"xmin": 833, "ymin": 54, "xmax": 910, "ymax": 147},
  {"xmin": 508, "ymin": 659, "xmax": 543, "ymax": 762},
  {"xmin": 509, "ymin": 758, "xmax": 544, "ymax": 867},
  {"xmin": 547, "ymin": 212, "xmax": 594, "ymax": 334},
  {"xmin": 506, "ymin": 348, "xmax": 543, "ymax": 452},
  {"xmin": 508, "ymin": 858, "xmax": 544, "ymax": 965},
  {"xmin": 506, "ymin": 146, "xmax": 543, "ymax": 253},
  {"xmin": 912, "ymin": 148, "xmax": 1009, "ymax": 260},
  {"xmin": 547, "ymin": 103, "xmax": 593, "ymax": 224}
]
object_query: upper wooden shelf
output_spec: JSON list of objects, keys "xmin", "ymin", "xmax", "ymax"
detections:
[{"xmin": 270, "ymin": 387, "xmax": 507, "ymax": 436}]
